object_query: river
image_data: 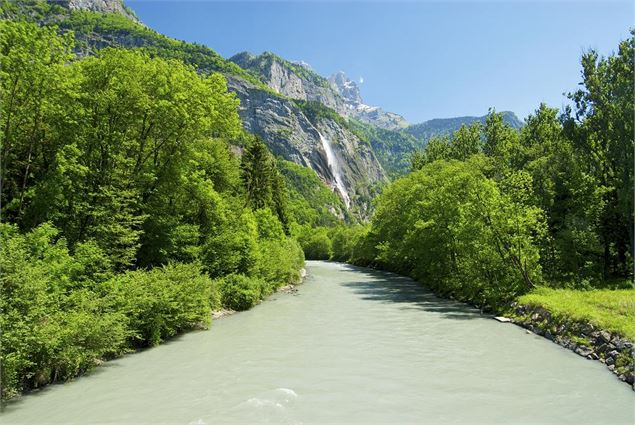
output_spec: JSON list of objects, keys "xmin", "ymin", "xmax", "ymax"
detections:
[{"xmin": 2, "ymin": 261, "xmax": 633, "ymax": 424}]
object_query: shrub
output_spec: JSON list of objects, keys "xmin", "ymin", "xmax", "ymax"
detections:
[
  {"xmin": 102, "ymin": 263, "xmax": 213, "ymax": 347},
  {"xmin": 219, "ymin": 274, "xmax": 266, "ymax": 311},
  {"xmin": 0, "ymin": 224, "xmax": 127, "ymax": 398},
  {"xmin": 295, "ymin": 225, "xmax": 332, "ymax": 260},
  {"xmin": 370, "ymin": 159, "xmax": 544, "ymax": 308},
  {"xmin": 256, "ymin": 238, "xmax": 305, "ymax": 288}
]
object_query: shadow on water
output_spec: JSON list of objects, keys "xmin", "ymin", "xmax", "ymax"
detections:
[{"xmin": 338, "ymin": 263, "xmax": 484, "ymax": 321}]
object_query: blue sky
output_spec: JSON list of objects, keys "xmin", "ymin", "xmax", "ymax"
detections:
[{"xmin": 128, "ymin": 1, "xmax": 633, "ymax": 123}]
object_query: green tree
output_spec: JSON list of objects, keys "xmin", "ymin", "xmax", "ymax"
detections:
[
  {"xmin": 482, "ymin": 109, "xmax": 522, "ymax": 170},
  {"xmin": 449, "ymin": 123, "xmax": 482, "ymax": 161},
  {"xmin": 521, "ymin": 104, "xmax": 604, "ymax": 282},
  {"xmin": 240, "ymin": 136, "xmax": 291, "ymax": 232},
  {"xmin": 371, "ymin": 159, "xmax": 544, "ymax": 308},
  {"xmin": 0, "ymin": 21, "xmax": 76, "ymax": 222},
  {"xmin": 411, "ymin": 135, "xmax": 450, "ymax": 171},
  {"xmin": 241, "ymin": 136, "xmax": 274, "ymax": 210},
  {"xmin": 567, "ymin": 32, "xmax": 634, "ymax": 277}
]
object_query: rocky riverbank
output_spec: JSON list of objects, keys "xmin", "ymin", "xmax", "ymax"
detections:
[{"xmin": 510, "ymin": 303, "xmax": 635, "ymax": 389}]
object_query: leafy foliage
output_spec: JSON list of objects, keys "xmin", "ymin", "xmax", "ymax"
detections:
[
  {"xmin": 0, "ymin": 1, "xmax": 276, "ymax": 92},
  {"xmin": 0, "ymin": 20, "xmax": 304, "ymax": 399},
  {"xmin": 346, "ymin": 32, "xmax": 634, "ymax": 314},
  {"xmin": 294, "ymin": 225, "xmax": 333, "ymax": 260},
  {"xmin": 278, "ymin": 159, "xmax": 347, "ymax": 226},
  {"xmin": 406, "ymin": 111, "xmax": 522, "ymax": 142},
  {"xmin": 219, "ymin": 274, "xmax": 267, "ymax": 311},
  {"xmin": 348, "ymin": 120, "xmax": 419, "ymax": 178},
  {"xmin": 0, "ymin": 223, "xmax": 126, "ymax": 398},
  {"xmin": 370, "ymin": 159, "xmax": 544, "ymax": 308}
]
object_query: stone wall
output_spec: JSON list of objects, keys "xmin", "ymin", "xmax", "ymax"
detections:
[{"xmin": 511, "ymin": 303, "xmax": 634, "ymax": 389}]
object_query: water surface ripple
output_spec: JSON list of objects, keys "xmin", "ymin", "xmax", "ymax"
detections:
[{"xmin": 2, "ymin": 261, "xmax": 633, "ymax": 424}]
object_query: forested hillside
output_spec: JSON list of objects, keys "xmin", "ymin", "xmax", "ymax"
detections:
[
  {"xmin": 405, "ymin": 111, "xmax": 523, "ymax": 141},
  {"xmin": 0, "ymin": 0, "xmax": 389, "ymax": 217}
]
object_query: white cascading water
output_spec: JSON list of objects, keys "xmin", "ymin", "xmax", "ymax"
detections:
[{"xmin": 318, "ymin": 132, "xmax": 351, "ymax": 208}]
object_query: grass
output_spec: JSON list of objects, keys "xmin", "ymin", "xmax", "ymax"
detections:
[{"xmin": 517, "ymin": 287, "xmax": 635, "ymax": 340}]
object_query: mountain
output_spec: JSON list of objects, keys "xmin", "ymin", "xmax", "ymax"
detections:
[
  {"xmin": 2, "ymin": 0, "xmax": 524, "ymax": 214},
  {"xmin": 328, "ymin": 71, "xmax": 409, "ymax": 131},
  {"xmin": 2, "ymin": 0, "xmax": 388, "ymax": 218},
  {"xmin": 230, "ymin": 52, "xmax": 408, "ymax": 131},
  {"xmin": 1, "ymin": 0, "xmax": 138, "ymax": 22},
  {"xmin": 225, "ymin": 52, "xmax": 388, "ymax": 216},
  {"xmin": 406, "ymin": 111, "xmax": 523, "ymax": 141}
]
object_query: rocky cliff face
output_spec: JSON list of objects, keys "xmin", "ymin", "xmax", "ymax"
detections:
[
  {"xmin": 230, "ymin": 52, "xmax": 408, "ymax": 131},
  {"xmin": 226, "ymin": 75, "xmax": 386, "ymax": 217},
  {"xmin": 56, "ymin": 0, "xmax": 138, "ymax": 21},
  {"xmin": 329, "ymin": 71, "xmax": 362, "ymax": 105},
  {"xmin": 15, "ymin": 1, "xmax": 522, "ymax": 216},
  {"xmin": 230, "ymin": 52, "xmax": 344, "ymax": 113},
  {"xmin": 9, "ymin": 2, "xmax": 386, "ymax": 214}
]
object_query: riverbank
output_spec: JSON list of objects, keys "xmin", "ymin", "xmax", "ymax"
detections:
[
  {"xmin": 337, "ymin": 259, "xmax": 635, "ymax": 388},
  {"xmin": 4, "ymin": 261, "xmax": 633, "ymax": 424},
  {"xmin": 1, "ymin": 263, "xmax": 308, "ymax": 401},
  {"xmin": 211, "ymin": 268, "xmax": 307, "ymax": 320},
  {"xmin": 509, "ymin": 288, "xmax": 634, "ymax": 388}
]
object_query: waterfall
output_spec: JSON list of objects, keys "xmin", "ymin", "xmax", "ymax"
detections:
[{"xmin": 318, "ymin": 132, "xmax": 351, "ymax": 208}]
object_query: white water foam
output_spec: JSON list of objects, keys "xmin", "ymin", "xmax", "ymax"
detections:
[
  {"xmin": 242, "ymin": 387, "xmax": 299, "ymax": 411},
  {"xmin": 275, "ymin": 387, "xmax": 298, "ymax": 401},
  {"xmin": 318, "ymin": 132, "xmax": 351, "ymax": 208}
]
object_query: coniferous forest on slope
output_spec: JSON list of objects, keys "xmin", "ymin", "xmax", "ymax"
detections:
[{"xmin": 0, "ymin": 0, "xmax": 633, "ymax": 400}]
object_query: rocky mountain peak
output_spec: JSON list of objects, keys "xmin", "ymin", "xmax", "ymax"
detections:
[
  {"xmin": 54, "ymin": 0, "xmax": 139, "ymax": 22},
  {"xmin": 230, "ymin": 53, "xmax": 407, "ymax": 130},
  {"xmin": 291, "ymin": 60, "xmax": 313, "ymax": 70},
  {"xmin": 329, "ymin": 71, "xmax": 362, "ymax": 105},
  {"xmin": 229, "ymin": 51, "xmax": 257, "ymax": 66}
]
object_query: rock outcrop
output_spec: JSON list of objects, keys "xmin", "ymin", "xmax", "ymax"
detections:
[
  {"xmin": 329, "ymin": 71, "xmax": 409, "ymax": 130},
  {"xmin": 9, "ymin": 2, "xmax": 387, "ymax": 214},
  {"xmin": 56, "ymin": 0, "xmax": 139, "ymax": 22},
  {"xmin": 230, "ymin": 52, "xmax": 346, "ymax": 114}
]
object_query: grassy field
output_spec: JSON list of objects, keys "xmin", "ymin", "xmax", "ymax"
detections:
[{"xmin": 517, "ymin": 288, "xmax": 635, "ymax": 341}]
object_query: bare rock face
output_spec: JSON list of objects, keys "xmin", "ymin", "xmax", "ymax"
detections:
[
  {"xmin": 268, "ymin": 60, "xmax": 309, "ymax": 101},
  {"xmin": 329, "ymin": 71, "xmax": 362, "ymax": 105},
  {"xmin": 57, "ymin": 0, "xmax": 138, "ymax": 21},
  {"xmin": 230, "ymin": 52, "xmax": 408, "ymax": 131},
  {"xmin": 30, "ymin": 3, "xmax": 387, "ymax": 214},
  {"xmin": 226, "ymin": 75, "xmax": 387, "ymax": 217}
]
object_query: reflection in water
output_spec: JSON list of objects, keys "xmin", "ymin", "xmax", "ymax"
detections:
[{"xmin": 1, "ymin": 261, "xmax": 633, "ymax": 425}]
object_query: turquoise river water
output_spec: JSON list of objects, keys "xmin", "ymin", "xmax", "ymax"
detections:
[{"xmin": 1, "ymin": 261, "xmax": 633, "ymax": 424}]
